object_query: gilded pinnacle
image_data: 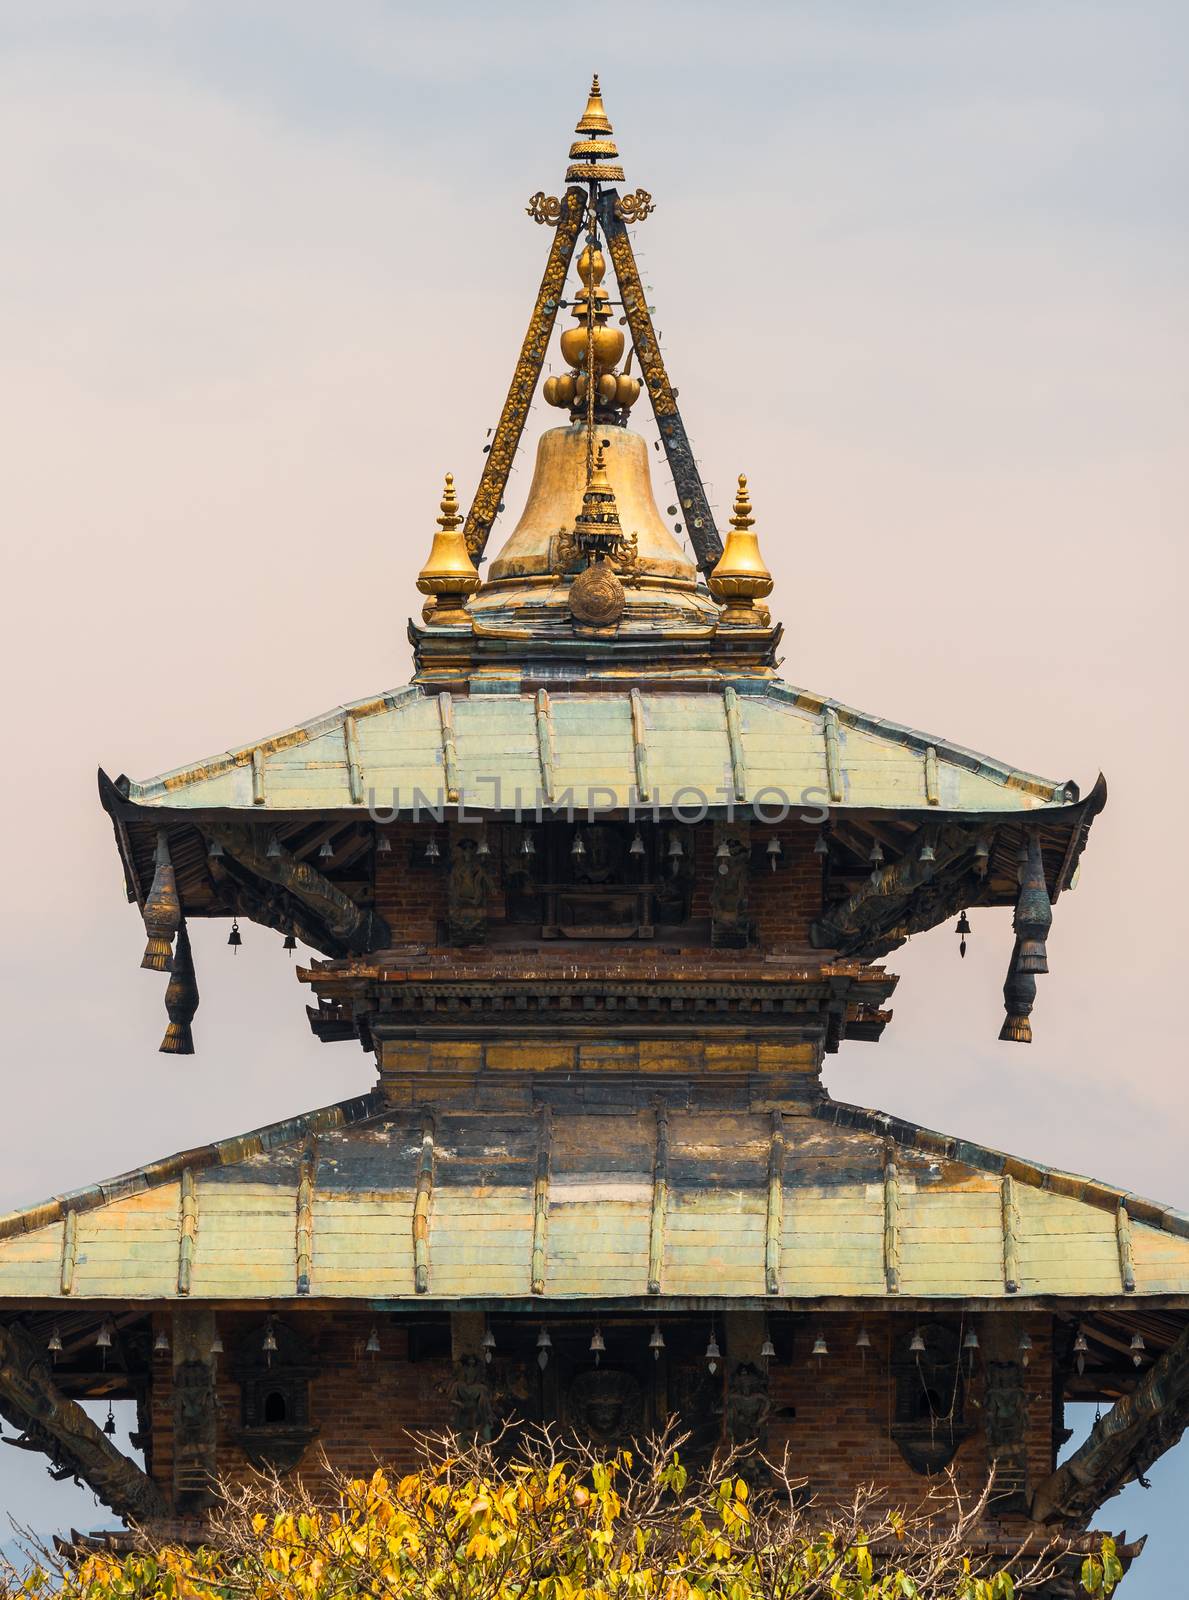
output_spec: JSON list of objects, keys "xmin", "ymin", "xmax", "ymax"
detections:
[
  {"xmin": 730, "ymin": 474, "xmax": 755, "ymax": 531},
  {"xmin": 438, "ymin": 472, "xmax": 463, "ymax": 531},
  {"xmin": 709, "ymin": 473, "xmax": 773, "ymax": 625},
  {"xmin": 418, "ymin": 472, "xmax": 480, "ymax": 625},
  {"xmin": 575, "ymin": 74, "xmax": 613, "ymax": 135},
  {"xmin": 567, "ymin": 75, "xmax": 624, "ymax": 183}
]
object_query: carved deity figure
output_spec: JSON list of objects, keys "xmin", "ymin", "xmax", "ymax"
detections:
[
  {"xmin": 447, "ymin": 1354, "xmax": 495, "ymax": 1439},
  {"xmin": 448, "ymin": 837, "xmax": 491, "ymax": 945},
  {"xmin": 726, "ymin": 1361, "xmax": 771, "ymax": 1449},
  {"xmin": 567, "ymin": 1367, "xmax": 644, "ymax": 1446}
]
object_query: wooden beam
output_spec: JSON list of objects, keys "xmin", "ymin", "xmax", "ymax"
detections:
[
  {"xmin": 883, "ymin": 1142, "xmax": 901, "ymax": 1293},
  {"xmin": 59, "ymin": 1211, "xmax": 77, "ymax": 1297},
  {"xmin": 296, "ymin": 1139, "xmax": 316, "ymax": 1295},
  {"xmin": 1117, "ymin": 1200, "xmax": 1137, "ymax": 1294},
  {"xmin": 630, "ymin": 688, "xmax": 651, "ymax": 802},
  {"xmin": 413, "ymin": 1111, "xmax": 435, "ymax": 1294},
  {"xmin": 531, "ymin": 1106, "xmax": 552, "ymax": 1295},
  {"xmin": 344, "ymin": 714, "xmax": 364, "ymax": 805},
  {"xmin": 1002, "ymin": 1173, "xmax": 1021, "ymax": 1294},
  {"xmin": 438, "ymin": 693, "xmax": 460, "ymax": 805},
  {"xmin": 535, "ymin": 689, "xmax": 557, "ymax": 805},
  {"xmin": 647, "ymin": 1100, "xmax": 670, "ymax": 1295},
  {"xmin": 178, "ymin": 1168, "xmax": 198, "ymax": 1295},
  {"xmin": 251, "ymin": 746, "xmax": 266, "ymax": 805},
  {"xmin": 823, "ymin": 708, "xmax": 843, "ymax": 804},
  {"xmin": 724, "ymin": 686, "xmax": 747, "ymax": 803},
  {"xmin": 765, "ymin": 1111, "xmax": 784, "ymax": 1295},
  {"xmin": 0, "ymin": 1318, "xmax": 166, "ymax": 1526}
]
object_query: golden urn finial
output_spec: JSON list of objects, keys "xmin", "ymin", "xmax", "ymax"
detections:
[
  {"xmin": 417, "ymin": 472, "xmax": 480, "ymax": 626},
  {"xmin": 543, "ymin": 241, "xmax": 641, "ymax": 418},
  {"xmin": 709, "ymin": 474, "xmax": 774, "ymax": 626}
]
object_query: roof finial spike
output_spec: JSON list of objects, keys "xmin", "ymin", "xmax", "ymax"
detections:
[
  {"xmin": 438, "ymin": 471, "xmax": 462, "ymax": 531},
  {"xmin": 575, "ymin": 74, "xmax": 613, "ymax": 136}
]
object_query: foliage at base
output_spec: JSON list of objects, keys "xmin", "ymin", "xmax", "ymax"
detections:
[{"xmin": 2, "ymin": 1428, "xmax": 1123, "ymax": 1600}]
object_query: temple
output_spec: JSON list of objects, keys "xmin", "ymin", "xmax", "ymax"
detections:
[{"xmin": 2, "ymin": 79, "xmax": 1186, "ymax": 1590}]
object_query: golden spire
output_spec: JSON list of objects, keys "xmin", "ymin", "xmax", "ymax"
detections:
[
  {"xmin": 708, "ymin": 475, "xmax": 774, "ymax": 626},
  {"xmin": 567, "ymin": 75, "xmax": 624, "ymax": 183},
  {"xmin": 417, "ymin": 473, "xmax": 480, "ymax": 626},
  {"xmin": 575, "ymin": 73, "xmax": 613, "ymax": 135}
]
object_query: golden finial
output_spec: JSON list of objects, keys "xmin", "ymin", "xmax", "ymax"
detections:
[
  {"xmin": 417, "ymin": 473, "xmax": 480, "ymax": 626},
  {"xmin": 575, "ymin": 74, "xmax": 613, "ymax": 135},
  {"xmin": 730, "ymin": 476, "xmax": 755, "ymax": 531},
  {"xmin": 709, "ymin": 474, "xmax": 773, "ymax": 626},
  {"xmin": 567, "ymin": 75, "xmax": 624, "ymax": 182},
  {"xmin": 437, "ymin": 473, "xmax": 462, "ymax": 531}
]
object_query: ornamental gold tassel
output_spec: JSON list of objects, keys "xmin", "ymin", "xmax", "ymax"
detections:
[
  {"xmin": 160, "ymin": 918, "xmax": 198, "ymax": 1055},
  {"xmin": 141, "ymin": 830, "xmax": 181, "ymax": 972}
]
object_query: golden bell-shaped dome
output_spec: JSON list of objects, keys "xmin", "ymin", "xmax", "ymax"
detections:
[
  {"xmin": 709, "ymin": 475, "xmax": 773, "ymax": 625},
  {"xmin": 417, "ymin": 473, "xmax": 480, "ymax": 626}
]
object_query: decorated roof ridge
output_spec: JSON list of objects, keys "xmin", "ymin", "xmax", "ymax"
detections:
[
  {"xmin": 0, "ymin": 1091, "xmax": 384, "ymax": 1244},
  {"xmin": 817, "ymin": 1096, "xmax": 1189, "ymax": 1238},
  {"xmin": 2, "ymin": 1086, "xmax": 1186, "ymax": 1257},
  {"xmin": 106, "ymin": 677, "xmax": 1086, "ymax": 811}
]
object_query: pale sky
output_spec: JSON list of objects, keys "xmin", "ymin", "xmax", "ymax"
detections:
[{"xmin": 0, "ymin": 1, "xmax": 1186, "ymax": 1586}]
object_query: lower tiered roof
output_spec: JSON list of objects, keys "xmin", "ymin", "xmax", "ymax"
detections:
[{"xmin": 2, "ymin": 1091, "xmax": 1186, "ymax": 1309}]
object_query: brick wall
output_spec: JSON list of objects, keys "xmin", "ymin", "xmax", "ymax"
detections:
[
  {"xmin": 374, "ymin": 824, "xmax": 447, "ymax": 943},
  {"xmin": 749, "ymin": 827, "xmax": 823, "ymax": 948},
  {"xmin": 766, "ymin": 1312, "xmax": 1054, "ymax": 1529},
  {"xmin": 371, "ymin": 821, "xmax": 824, "ymax": 953},
  {"xmin": 149, "ymin": 1309, "xmax": 1055, "ymax": 1540}
]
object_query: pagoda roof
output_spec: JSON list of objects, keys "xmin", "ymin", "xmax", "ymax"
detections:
[
  {"xmin": 108, "ymin": 678, "xmax": 1080, "ymax": 818},
  {"xmin": 2, "ymin": 1090, "xmax": 1185, "ymax": 1309}
]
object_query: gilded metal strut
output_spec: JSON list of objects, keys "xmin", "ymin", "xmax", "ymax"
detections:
[
  {"xmin": 463, "ymin": 187, "xmax": 587, "ymax": 561},
  {"xmin": 597, "ymin": 188, "xmax": 723, "ymax": 575}
]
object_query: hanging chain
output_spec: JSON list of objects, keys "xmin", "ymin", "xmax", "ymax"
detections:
[{"xmin": 585, "ymin": 183, "xmax": 598, "ymax": 487}]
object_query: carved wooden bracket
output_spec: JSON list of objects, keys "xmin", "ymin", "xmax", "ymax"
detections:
[
  {"xmin": 207, "ymin": 819, "xmax": 389, "ymax": 953},
  {"xmin": 1031, "ymin": 1323, "xmax": 1189, "ymax": 1526},
  {"xmin": 0, "ymin": 1318, "xmax": 166, "ymax": 1526},
  {"xmin": 810, "ymin": 822, "xmax": 973, "ymax": 955}
]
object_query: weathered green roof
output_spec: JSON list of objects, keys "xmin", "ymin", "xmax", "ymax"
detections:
[
  {"xmin": 2, "ymin": 1093, "xmax": 1184, "ymax": 1306},
  {"xmin": 114, "ymin": 680, "xmax": 1076, "ymax": 816}
]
